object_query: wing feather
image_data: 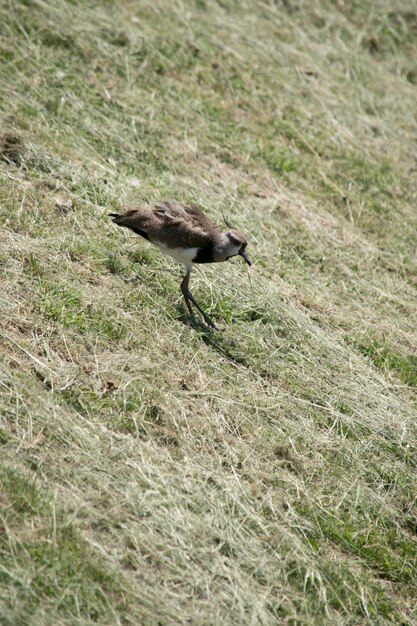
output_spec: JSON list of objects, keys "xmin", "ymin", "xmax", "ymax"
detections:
[{"xmin": 111, "ymin": 200, "xmax": 221, "ymax": 249}]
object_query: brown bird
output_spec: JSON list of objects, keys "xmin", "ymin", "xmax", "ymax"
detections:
[{"xmin": 109, "ymin": 200, "xmax": 251, "ymax": 329}]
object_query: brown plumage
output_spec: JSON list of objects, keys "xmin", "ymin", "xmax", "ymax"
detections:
[{"xmin": 109, "ymin": 200, "xmax": 251, "ymax": 329}]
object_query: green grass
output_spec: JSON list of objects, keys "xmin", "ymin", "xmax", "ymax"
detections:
[
  {"xmin": 0, "ymin": 466, "xmax": 134, "ymax": 625},
  {"xmin": 350, "ymin": 336, "xmax": 417, "ymax": 388},
  {"xmin": 1, "ymin": 0, "xmax": 417, "ymax": 624}
]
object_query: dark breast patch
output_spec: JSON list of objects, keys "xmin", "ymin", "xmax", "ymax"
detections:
[{"xmin": 193, "ymin": 242, "xmax": 214, "ymax": 263}]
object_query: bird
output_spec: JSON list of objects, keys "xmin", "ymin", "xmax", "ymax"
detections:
[{"xmin": 109, "ymin": 199, "xmax": 251, "ymax": 329}]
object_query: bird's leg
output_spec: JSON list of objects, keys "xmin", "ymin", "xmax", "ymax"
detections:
[
  {"xmin": 180, "ymin": 271, "xmax": 195, "ymax": 319},
  {"xmin": 180, "ymin": 270, "xmax": 217, "ymax": 330}
]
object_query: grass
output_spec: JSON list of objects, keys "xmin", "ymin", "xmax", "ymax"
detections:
[
  {"xmin": 1, "ymin": 0, "xmax": 417, "ymax": 624},
  {"xmin": 0, "ymin": 465, "xmax": 133, "ymax": 625},
  {"xmin": 349, "ymin": 336, "xmax": 417, "ymax": 388}
]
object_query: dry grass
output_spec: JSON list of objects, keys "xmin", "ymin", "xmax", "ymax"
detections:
[{"xmin": 1, "ymin": 0, "xmax": 417, "ymax": 624}]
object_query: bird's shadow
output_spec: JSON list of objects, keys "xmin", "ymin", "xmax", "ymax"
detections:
[{"xmin": 177, "ymin": 308, "xmax": 248, "ymax": 368}]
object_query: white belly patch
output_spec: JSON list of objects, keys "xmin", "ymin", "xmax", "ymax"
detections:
[{"xmin": 158, "ymin": 244, "xmax": 199, "ymax": 267}]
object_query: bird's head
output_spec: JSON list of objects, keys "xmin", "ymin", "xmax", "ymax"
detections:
[{"xmin": 225, "ymin": 229, "xmax": 252, "ymax": 266}]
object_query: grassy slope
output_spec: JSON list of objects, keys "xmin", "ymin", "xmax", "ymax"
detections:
[{"xmin": 1, "ymin": 0, "xmax": 417, "ymax": 624}]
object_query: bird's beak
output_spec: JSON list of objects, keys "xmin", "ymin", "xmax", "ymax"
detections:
[{"xmin": 239, "ymin": 249, "xmax": 252, "ymax": 266}]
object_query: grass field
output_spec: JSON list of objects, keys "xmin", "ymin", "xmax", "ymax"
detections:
[{"xmin": 1, "ymin": 0, "xmax": 417, "ymax": 624}]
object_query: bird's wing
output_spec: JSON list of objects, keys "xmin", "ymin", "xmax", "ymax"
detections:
[
  {"xmin": 151, "ymin": 200, "xmax": 221, "ymax": 248},
  {"xmin": 155, "ymin": 200, "xmax": 221, "ymax": 232},
  {"xmin": 110, "ymin": 207, "xmax": 154, "ymax": 231},
  {"xmin": 111, "ymin": 201, "xmax": 219, "ymax": 249}
]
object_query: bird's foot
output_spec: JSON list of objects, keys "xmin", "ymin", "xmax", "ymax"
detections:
[
  {"xmin": 182, "ymin": 289, "xmax": 218, "ymax": 330},
  {"xmin": 201, "ymin": 312, "xmax": 217, "ymax": 330},
  {"xmin": 185, "ymin": 310, "xmax": 217, "ymax": 331}
]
